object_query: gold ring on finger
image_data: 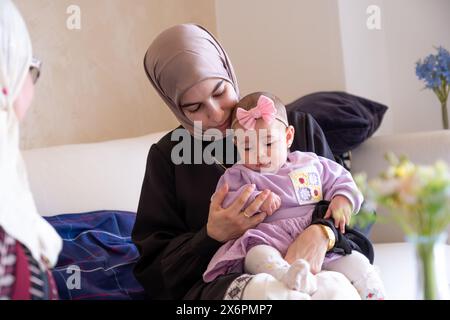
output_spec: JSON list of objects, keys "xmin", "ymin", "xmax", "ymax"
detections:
[{"xmin": 242, "ymin": 211, "xmax": 251, "ymax": 218}]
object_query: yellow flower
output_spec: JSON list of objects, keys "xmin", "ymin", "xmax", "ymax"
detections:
[
  {"xmin": 354, "ymin": 154, "xmax": 450, "ymax": 237},
  {"xmin": 395, "ymin": 162, "xmax": 415, "ymax": 178}
]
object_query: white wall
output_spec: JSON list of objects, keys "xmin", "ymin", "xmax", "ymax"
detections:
[
  {"xmin": 384, "ymin": 0, "xmax": 450, "ymax": 134},
  {"xmin": 337, "ymin": 0, "xmax": 393, "ymax": 135},
  {"xmin": 215, "ymin": 0, "xmax": 346, "ymax": 105},
  {"xmin": 17, "ymin": 0, "xmax": 450, "ymax": 148},
  {"xmin": 15, "ymin": 0, "xmax": 217, "ymax": 149},
  {"xmin": 338, "ymin": 0, "xmax": 450, "ymax": 135},
  {"xmin": 217, "ymin": 0, "xmax": 450, "ymax": 135}
]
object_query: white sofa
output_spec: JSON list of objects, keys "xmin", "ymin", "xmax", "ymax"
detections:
[{"xmin": 22, "ymin": 130, "xmax": 450, "ymax": 300}]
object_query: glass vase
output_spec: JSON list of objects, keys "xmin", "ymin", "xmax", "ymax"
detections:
[
  {"xmin": 407, "ymin": 232, "xmax": 450, "ymax": 300},
  {"xmin": 441, "ymin": 100, "xmax": 449, "ymax": 130}
]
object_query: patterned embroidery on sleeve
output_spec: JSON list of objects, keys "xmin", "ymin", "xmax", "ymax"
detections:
[
  {"xmin": 0, "ymin": 228, "xmax": 17, "ymax": 299},
  {"xmin": 223, "ymin": 274, "xmax": 254, "ymax": 300}
]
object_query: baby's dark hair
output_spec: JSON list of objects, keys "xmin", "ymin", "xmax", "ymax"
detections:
[{"xmin": 232, "ymin": 92, "xmax": 289, "ymax": 128}]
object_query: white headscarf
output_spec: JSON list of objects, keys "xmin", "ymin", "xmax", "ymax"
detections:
[{"xmin": 0, "ymin": 0, "xmax": 62, "ymax": 269}]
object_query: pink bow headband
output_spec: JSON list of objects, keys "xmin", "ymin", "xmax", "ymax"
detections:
[{"xmin": 232, "ymin": 95, "xmax": 289, "ymax": 130}]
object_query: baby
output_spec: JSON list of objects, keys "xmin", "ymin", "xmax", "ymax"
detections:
[{"xmin": 203, "ymin": 92, "xmax": 385, "ymax": 300}]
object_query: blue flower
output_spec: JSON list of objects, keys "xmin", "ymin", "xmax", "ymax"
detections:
[
  {"xmin": 416, "ymin": 47, "xmax": 450, "ymax": 129},
  {"xmin": 416, "ymin": 47, "xmax": 450, "ymax": 89},
  {"xmin": 436, "ymin": 47, "xmax": 450, "ymax": 83}
]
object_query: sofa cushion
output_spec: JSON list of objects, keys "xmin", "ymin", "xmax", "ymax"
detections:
[
  {"xmin": 286, "ymin": 92, "xmax": 388, "ymax": 155},
  {"xmin": 23, "ymin": 131, "xmax": 168, "ymax": 216}
]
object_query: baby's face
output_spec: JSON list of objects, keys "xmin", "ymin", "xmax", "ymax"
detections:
[{"xmin": 234, "ymin": 119, "xmax": 294, "ymax": 173}]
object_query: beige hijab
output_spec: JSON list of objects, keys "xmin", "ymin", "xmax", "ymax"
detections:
[
  {"xmin": 144, "ymin": 24, "xmax": 239, "ymax": 136},
  {"xmin": 0, "ymin": 0, "xmax": 62, "ymax": 268}
]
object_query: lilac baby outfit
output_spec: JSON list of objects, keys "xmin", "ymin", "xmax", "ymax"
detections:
[{"xmin": 203, "ymin": 151, "xmax": 363, "ymax": 282}]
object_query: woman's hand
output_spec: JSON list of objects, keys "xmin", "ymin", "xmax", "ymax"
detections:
[
  {"xmin": 284, "ymin": 225, "xmax": 328, "ymax": 274},
  {"xmin": 207, "ymin": 183, "xmax": 271, "ymax": 242}
]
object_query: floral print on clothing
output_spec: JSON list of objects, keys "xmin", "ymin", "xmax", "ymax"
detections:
[
  {"xmin": 308, "ymin": 172, "xmax": 320, "ymax": 185},
  {"xmin": 288, "ymin": 166, "xmax": 323, "ymax": 205},
  {"xmin": 298, "ymin": 187, "xmax": 312, "ymax": 201}
]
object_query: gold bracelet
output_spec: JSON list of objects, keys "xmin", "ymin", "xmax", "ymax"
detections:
[{"xmin": 318, "ymin": 224, "xmax": 336, "ymax": 251}]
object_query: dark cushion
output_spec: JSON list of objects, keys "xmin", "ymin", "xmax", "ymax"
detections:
[
  {"xmin": 287, "ymin": 111, "xmax": 336, "ymax": 163},
  {"xmin": 286, "ymin": 92, "xmax": 388, "ymax": 155}
]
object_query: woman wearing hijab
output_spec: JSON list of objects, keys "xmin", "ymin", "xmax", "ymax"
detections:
[
  {"xmin": 0, "ymin": 0, "xmax": 62, "ymax": 299},
  {"xmin": 132, "ymin": 24, "xmax": 341, "ymax": 300}
]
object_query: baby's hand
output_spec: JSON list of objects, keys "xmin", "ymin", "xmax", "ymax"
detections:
[
  {"xmin": 260, "ymin": 191, "xmax": 281, "ymax": 216},
  {"xmin": 324, "ymin": 195, "xmax": 353, "ymax": 233}
]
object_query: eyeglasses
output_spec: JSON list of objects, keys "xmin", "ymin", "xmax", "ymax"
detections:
[{"xmin": 29, "ymin": 57, "xmax": 42, "ymax": 84}]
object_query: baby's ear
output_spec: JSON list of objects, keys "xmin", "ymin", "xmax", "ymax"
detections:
[{"xmin": 286, "ymin": 125, "xmax": 295, "ymax": 148}]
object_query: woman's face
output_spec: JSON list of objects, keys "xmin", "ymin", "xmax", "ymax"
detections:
[
  {"xmin": 180, "ymin": 78, "xmax": 238, "ymax": 134},
  {"xmin": 13, "ymin": 73, "xmax": 35, "ymax": 122}
]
